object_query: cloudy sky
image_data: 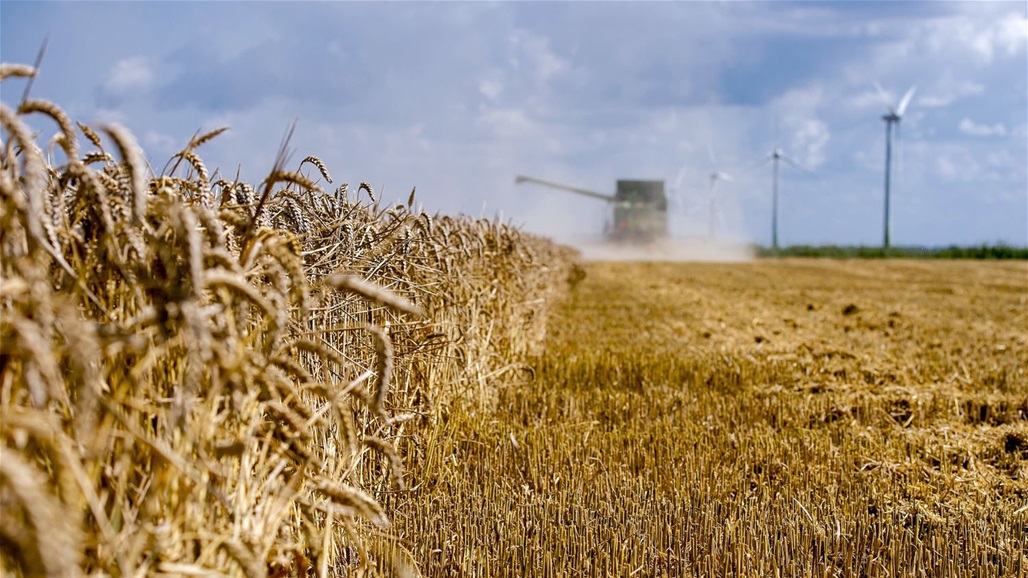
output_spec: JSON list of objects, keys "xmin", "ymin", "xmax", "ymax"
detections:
[{"xmin": 2, "ymin": 1, "xmax": 1026, "ymax": 247}]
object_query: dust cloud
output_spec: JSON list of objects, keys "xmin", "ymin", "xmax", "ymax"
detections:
[{"xmin": 564, "ymin": 237, "xmax": 756, "ymax": 262}]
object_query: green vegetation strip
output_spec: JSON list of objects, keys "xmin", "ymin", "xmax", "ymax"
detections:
[{"xmin": 757, "ymin": 244, "xmax": 1028, "ymax": 259}]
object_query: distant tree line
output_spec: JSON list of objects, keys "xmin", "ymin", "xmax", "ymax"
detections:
[{"xmin": 757, "ymin": 244, "xmax": 1028, "ymax": 259}]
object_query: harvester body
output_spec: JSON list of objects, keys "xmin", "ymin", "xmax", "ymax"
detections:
[{"xmin": 515, "ymin": 175, "xmax": 668, "ymax": 243}]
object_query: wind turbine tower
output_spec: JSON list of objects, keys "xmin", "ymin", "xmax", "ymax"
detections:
[
  {"xmin": 760, "ymin": 124, "xmax": 809, "ymax": 250},
  {"xmin": 706, "ymin": 145, "xmax": 732, "ymax": 240},
  {"xmin": 875, "ymin": 82, "xmax": 916, "ymax": 249}
]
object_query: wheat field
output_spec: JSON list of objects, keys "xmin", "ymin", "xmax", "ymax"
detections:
[
  {"xmin": 1, "ymin": 62, "xmax": 578, "ymax": 577},
  {"xmin": 2, "ymin": 58, "xmax": 1026, "ymax": 577}
]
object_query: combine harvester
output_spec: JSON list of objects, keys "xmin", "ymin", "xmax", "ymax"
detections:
[
  {"xmin": 514, "ymin": 174, "xmax": 752, "ymax": 262},
  {"xmin": 514, "ymin": 175, "xmax": 668, "ymax": 244}
]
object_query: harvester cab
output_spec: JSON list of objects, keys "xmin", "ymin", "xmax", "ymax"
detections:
[{"xmin": 514, "ymin": 175, "xmax": 668, "ymax": 243}]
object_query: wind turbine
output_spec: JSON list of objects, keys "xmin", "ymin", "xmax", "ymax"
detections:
[
  {"xmin": 873, "ymin": 82, "xmax": 916, "ymax": 249},
  {"xmin": 759, "ymin": 121, "xmax": 810, "ymax": 250},
  {"xmin": 662, "ymin": 165, "xmax": 690, "ymax": 238},
  {"xmin": 706, "ymin": 145, "xmax": 732, "ymax": 240},
  {"xmin": 668, "ymin": 165, "xmax": 689, "ymax": 211}
]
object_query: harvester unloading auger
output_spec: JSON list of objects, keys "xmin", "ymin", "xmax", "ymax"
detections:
[{"xmin": 514, "ymin": 175, "xmax": 669, "ymax": 243}]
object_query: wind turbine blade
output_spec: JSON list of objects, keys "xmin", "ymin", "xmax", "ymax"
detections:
[
  {"xmin": 873, "ymin": 81, "xmax": 896, "ymax": 113},
  {"xmin": 720, "ymin": 172, "xmax": 733, "ymax": 182},
  {"xmin": 672, "ymin": 166, "xmax": 688, "ymax": 191},
  {"xmin": 740, "ymin": 155, "xmax": 771, "ymax": 173},
  {"xmin": 897, "ymin": 85, "xmax": 917, "ymax": 117},
  {"xmin": 669, "ymin": 167, "xmax": 688, "ymax": 210},
  {"xmin": 707, "ymin": 144, "xmax": 718, "ymax": 168},
  {"xmin": 780, "ymin": 154, "xmax": 813, "ymax": 175}
]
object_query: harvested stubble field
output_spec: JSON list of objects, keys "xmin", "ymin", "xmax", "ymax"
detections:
[{"xmin": 395, "ymin": 259, "xmax": 1028, "ymax": 577}]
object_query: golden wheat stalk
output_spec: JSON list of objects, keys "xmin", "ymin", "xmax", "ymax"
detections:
[
  {"xmin": 300, "ymin": 155, "xmax": 333, "ymax": 184},
  {"xmin": 0, "ymin": 63, "xmax": 36, "ymax": 80},
  {"xmin": 326, "ymin": 273, "xmax": 424, "ymax": 318},
  {"xmin": 18, "ymin": 98, "xmax": 79, "ymax": 160},
  {"xmin": 314, "ymin": 482, "xmax": 391, "ymax": 529},
  {"xmin": 0, "ymin": 451, "xmax": 83, "ymax": 578},
  {"xmin": 187, "ymin": 126, "xmax": 229, "ymax": 151},
  {"xmin": 100, "ymin": 124, "xmax": 148, "ymax": 225},
  {"xmin": 0, "ymin": 103, "xmax": 47, "ymax": 248},
  {"xmin": 367, "ymin": 325, "xmax": 394, "ymax": 419}
]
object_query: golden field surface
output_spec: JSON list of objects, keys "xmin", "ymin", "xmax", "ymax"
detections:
[{"xmin": 394, "ymin": 259, "xmax": 1028, "ymax": 577}]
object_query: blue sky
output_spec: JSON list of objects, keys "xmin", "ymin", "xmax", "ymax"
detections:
[{"xmin": 2, "ymin": 1, "xmax": 1026, "ymax": 247}]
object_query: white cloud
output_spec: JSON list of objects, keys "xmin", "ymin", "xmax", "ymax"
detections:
[
  {"xmin": 837, "ymin": 6, "xmax": 1025, "ymax": 120},
  {"xmin": 508, "ymin": 29, "xmax": 569, "ymax": 83},
  {"xmin": 91, "ymin": 107, "xmax": 129, "ymax": 126},
  {"xmin": 478, "ymin": 79, "xmax": 503, "ymax": 101},
  {"xmin": 931, "ymin": 144, "xmax": 1010, "ymax": 185},
  {"xmin": 770, "ymin": 85, "xmax": 831, "ymax": 169},
  {"xmin": 143, "ymin": 130, "xmax": 178, "ymax": 152},
  {"xmin": 922, "ymin": 9, "xmax": 1027, "ymax": 63},
  {"xmin": 843, "ymin": 88, "xmax": 888, "ymax": 112},
  {"xmin": 936, "ymin": 156, "xmax": 960, "ymax": 180},
  {"xmin": 958, "ymin": 118, "xmax": 1007, "ymax": 137},
  {"xmin": 792, "ymin": 119, "xmax": 830, "ymax": 169},
  {"xmin": 918, "ymin": 80, "xmax": 985, "ymax": 108},
  {"xmin": 476, "ymin": 107, "xmax": 538, "ymax": 142},
  {"xmin": 985, "ymin": 150, "xmax": 1023, "ymax": 178},
  {"xmin": 915, "ymin": 95, "xmax": 949, "ymax": 108},
  {"xmin": 103, "ymin": 56, "xmax": 153, "ymax": 96},
  {"xmin": 773, "ymin": 84, "xmax": 825, "ymax": 112},
  {"xmin": 994, "ymin": 12, "xmax": 1028, "ymax": 56}
]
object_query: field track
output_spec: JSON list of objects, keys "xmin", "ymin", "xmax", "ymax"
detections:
[{"xmin": 396, "ymin": 259, "xmax": 1027, "ymax": 577}]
